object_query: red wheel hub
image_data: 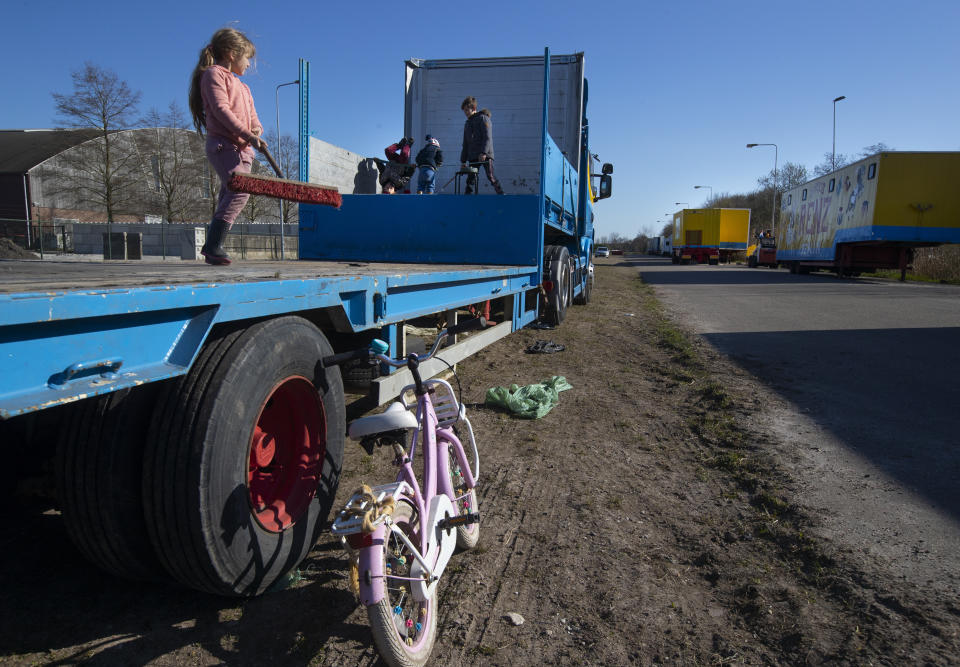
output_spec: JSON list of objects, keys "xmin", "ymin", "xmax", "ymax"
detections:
[{"xmin": 247, "ymin": 376, "xmax": 326, "ymax": 532}]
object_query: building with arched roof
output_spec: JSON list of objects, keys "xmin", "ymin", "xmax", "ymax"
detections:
[{"xmin": 0, "ymin": 128, "xmax": 222, "ymax": 231}]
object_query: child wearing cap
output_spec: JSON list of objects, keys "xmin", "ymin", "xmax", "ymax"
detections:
[{"xmin": 415, "ymin": 135, "xmax": 443, "ymax": 194}]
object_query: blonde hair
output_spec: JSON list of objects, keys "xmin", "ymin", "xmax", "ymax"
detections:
[{"xmin": 188, "ymin": 27, "xmax": 256, "ymax": 135}]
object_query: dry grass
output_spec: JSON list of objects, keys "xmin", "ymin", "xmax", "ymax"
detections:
[{"xmin": 912, "ymin": 245, "xmax": 960, "ymax": 282}]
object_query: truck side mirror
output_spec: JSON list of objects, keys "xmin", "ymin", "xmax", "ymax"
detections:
[
  {"xmin": 602, "ymin": 163, "xmax": 613, "ymax": 175},
  {"xmin": 598, "ymin": 174, "xmax": 612, "ymax": 200}
]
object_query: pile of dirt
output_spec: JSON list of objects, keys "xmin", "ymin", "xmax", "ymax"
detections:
[
  {"xmin": 3, "ymin": 263, "xmax": 957, "ymax": 665},
  {"xmin": 0, "ymin": 238, "xmax": 38, "ymax": 259}
]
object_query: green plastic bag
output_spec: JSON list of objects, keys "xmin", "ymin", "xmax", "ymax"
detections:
[{"xmin": 484, "ymin": 376, "xmax": 573, "ymax": 419}]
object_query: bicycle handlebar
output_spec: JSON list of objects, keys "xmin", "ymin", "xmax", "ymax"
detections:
[
  {"xmin": 321, "ymin": 347, "xmax": 371, "ymax": 368},
  {"xmin": 322, "ymin": 317, "xmax": 486, "ymax": 369}
]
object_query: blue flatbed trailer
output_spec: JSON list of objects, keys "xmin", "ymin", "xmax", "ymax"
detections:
[{"xmin": 0, "ymin": 49, "xmax": 611, "ymax": 597}]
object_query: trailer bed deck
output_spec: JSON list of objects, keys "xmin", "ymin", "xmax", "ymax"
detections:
[
  {"xmin": 0, "ymin": 257, "xmax": 527, "ymax": 294},
  {"xmin": 0, "ymin": 257, "xmax": 538, "ymax": 418}
]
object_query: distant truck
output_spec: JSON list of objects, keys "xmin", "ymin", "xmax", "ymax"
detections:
[
  {"xmin": 775, "ymin": 152, "xmax": 960, "ymax": 277},
  {"xmin": 646, "ymin": 235, "xmax": 670, "ymax": 256},
  {"xmin": 671, "ymin": 208, "xmax": 750, "ymax": 265},
  {"xmin": 746, "ymin": 231, "xmax": 777, "ymax": 268}
]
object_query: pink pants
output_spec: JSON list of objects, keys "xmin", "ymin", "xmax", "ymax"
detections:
[{"xmin": 206, "ymin": 135, "xmax": 254, "ymax": 226}]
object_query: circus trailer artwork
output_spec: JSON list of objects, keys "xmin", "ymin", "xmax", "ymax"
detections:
[{"xmin": 775, "ymin": 152, "xmax": 960, "ymax": 275}]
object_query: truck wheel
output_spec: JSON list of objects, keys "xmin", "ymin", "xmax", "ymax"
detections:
[
  {"xmin": 543, "ymin": 246, "xmax": 571, "ymax": 326},
  {"xmin": 574, "ymin": 263, "xmax": 593, "ymax": 305},
  {"xmin": 144, "ymin": 317, "xmax": 345, "ymax": 596},
  {"xmin": 55, "ymin": 385, "xmax": 167, "ymax": 582},
  {"xmin": 671, "ymin": 255, "xmax": 679, "ymax": 265}
]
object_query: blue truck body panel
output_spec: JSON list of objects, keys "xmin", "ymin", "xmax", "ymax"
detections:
[
  {"xmin": 0, "ymin": 263, "xmax": 536, "ymax": 419},
  {"xmin": 300, "ymin": 195, "xmax": 542, "ymax": 265}
]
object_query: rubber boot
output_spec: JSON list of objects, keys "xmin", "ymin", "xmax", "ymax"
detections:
[{"xmin": 200, "ymin": 218, "xmax": 231, "ymax": 265}]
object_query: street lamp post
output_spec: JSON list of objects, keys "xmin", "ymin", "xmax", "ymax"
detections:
[
  {"xmin": 746, "ymin": 143, "xmax": 778, "ymax": 236},
  {"xmin": 832, "ymin": 95, "xmax": 846, "ymax": 171},
  {"xmin": 275, "ymin": 79, "xmax": 299, "ymax": 260},
  {"xmin": 693, "ymin": 185, "xmax": 712, "ymax": 206}
]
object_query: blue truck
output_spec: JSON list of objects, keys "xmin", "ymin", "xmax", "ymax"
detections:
[{"xmin": 0, "ymin": 50, "xmax": 611, "ymax": 597}]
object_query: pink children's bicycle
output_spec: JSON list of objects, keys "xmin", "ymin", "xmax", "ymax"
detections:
[{"xmin": 325, "ymin": 318, "xmax": 485, "ymax": 667}]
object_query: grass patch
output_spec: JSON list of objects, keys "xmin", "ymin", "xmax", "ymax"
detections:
[
  {"xmin": 688, "ymin": 414, "xmax": 744, "ymax": 448},
  {"xmin": 698, "ymin": 380, "xmax": 730, "ymax": 408},
  {"xmin": 863, "ymin": 269, "xmax": 960, "ymax": 285}
]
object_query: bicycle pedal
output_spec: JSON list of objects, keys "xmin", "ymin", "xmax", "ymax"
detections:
[{"xmin": 437, "ymin": 512, "xmax": 480, "ymax": 531}]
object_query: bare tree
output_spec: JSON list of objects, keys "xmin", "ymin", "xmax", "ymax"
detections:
[
  {"xmin": 140, "ymin": 102, "xmax": 208, "ymax": 222},
  {"xmin": 52, "ymin": 63, "xmax": 142, "ymax": 223},
  {"xmin": 812, "ymin": 143, "xmax": 892, "ymax": 177},
  {"xmin": 859, "ymin": 142, "xmax": 892, "ymax": 157},
  {"xmin": 813, "ymin": 152, "xmax": 850, "ymax": 177},
  {"xmin": 757, "ymin": 161, "xmax": 809, "ymax": 192}
]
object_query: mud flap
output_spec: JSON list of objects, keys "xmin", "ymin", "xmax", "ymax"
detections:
[
  {"xmin": 358, "ymin": 526, "xmax": 388, "ymax": 606},
  {"xmin": 411, "ymin": 494, "xmax": 457, "ymax": 601}
]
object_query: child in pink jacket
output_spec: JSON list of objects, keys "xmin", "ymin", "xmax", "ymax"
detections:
[{"xmin": 188, "ymin": 27, "xmax": 265, "ymax": 265}]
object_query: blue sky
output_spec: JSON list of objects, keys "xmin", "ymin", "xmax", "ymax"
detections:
[{"xmin": 2, "ymin": 0, "xmax": 958, "ymax": 239}]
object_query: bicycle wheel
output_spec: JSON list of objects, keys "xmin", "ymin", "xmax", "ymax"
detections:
[
  {"xmin": 445, "ymin": 435, "xmax": 480, "ymax": 550},
  {"xmin": 367, "ymin": 500, "xmax": 437, "ymax": 667}
]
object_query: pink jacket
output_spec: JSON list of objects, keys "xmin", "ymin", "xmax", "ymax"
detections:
[{"xmin": 201, "ymin": 65, "xmax": 262, "ymax": 147}]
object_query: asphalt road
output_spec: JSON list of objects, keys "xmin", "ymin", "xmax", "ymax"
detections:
[{"xmin": 629, "ymin": 255, "xmax": 960, "ymax": 593}]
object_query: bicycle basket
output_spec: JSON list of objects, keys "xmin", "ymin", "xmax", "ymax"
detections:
[{"xmin": 401, "ymin": 379, "xmax": 460, "ymax": 428}]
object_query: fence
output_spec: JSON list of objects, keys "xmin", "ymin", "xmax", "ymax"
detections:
[{"xmin": 0, "ymin": 218, "xmax": 299, "ymax": 260}]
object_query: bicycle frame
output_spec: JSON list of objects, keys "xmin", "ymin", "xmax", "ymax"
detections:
[{"xmin": 337, "ymin": 378, "xmax": 479, "ymax": 606}]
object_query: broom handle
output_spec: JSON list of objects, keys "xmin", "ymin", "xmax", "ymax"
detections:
[{"xmin": 257, "ymin": 142, "xmax": 284, "ymax": 178}]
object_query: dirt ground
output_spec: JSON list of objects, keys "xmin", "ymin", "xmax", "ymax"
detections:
[{"xmin": 3, "ymin": 261, "xmax": 959, "ymax": 665}]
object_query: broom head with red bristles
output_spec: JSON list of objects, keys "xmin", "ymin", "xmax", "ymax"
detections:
[{"xmin": 228, "ymin": 172, "xmax": 342, "ymax": 208}]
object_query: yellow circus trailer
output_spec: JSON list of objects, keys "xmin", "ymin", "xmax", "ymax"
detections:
[
  {"xmin": 777, "ymin": 151, "xmax": 960, "ymax": 277},
  {"xmin": 671, "ymin": 208, "xmax": 750, "ymax": 265}
]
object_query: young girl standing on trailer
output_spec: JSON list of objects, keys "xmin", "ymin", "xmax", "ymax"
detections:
[{"xmin": 188, "ymin": 27, "xmax": 266, "ymax": 265}]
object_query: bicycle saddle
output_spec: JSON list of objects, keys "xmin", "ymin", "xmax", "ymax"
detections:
[{"xmin": 349, "ymin": 401, "xmax": 418, "ymax": 439}]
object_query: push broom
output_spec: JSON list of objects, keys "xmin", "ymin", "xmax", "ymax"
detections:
[{"xmin": 228, "ymin": 144, "xmax": 342, "ymax": 208}]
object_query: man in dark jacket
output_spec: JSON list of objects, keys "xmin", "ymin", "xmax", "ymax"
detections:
[{"xmin": 460, "ymin": 96, "xmax": 504, "ymax": 194}]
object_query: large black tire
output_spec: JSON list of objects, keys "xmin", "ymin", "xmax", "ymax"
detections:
[
  {"xmin": 573, "ymin": 261, "xmax": 593, "ymax": 305},
  {"xmin": 55, "ymin": 386, "xmax": 167, "ymax": 582},
  {"xmin": 143, "ymin": 317, "xmax": 345, "ymax": 596},
  {"xmin": 543, "ymin": 246, "xmax": 571, "ymax": 326}
]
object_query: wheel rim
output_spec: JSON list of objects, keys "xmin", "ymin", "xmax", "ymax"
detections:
[
  {"xmin": 247, "ymin": 376, "xmax": 326, "ymax": 532},
  {"xmin": 558, "ymin": 262, "xmax": 569, "ymax": 310},
  {"xmin": 385, "ymin": 504, "xmax": 431, "ymax": 651}
]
